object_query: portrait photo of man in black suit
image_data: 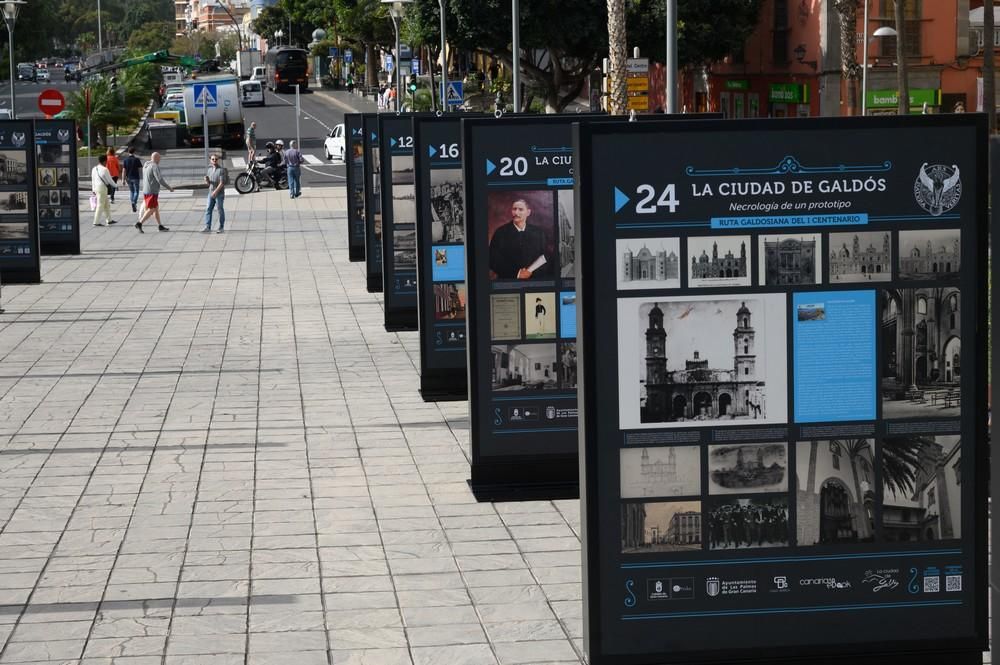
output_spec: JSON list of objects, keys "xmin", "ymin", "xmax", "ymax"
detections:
[{"xmin": 488, "ymin": 194, "xmax": 555, "ymax": 280}]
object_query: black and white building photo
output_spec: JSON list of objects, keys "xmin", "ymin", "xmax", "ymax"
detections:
[
  {"xmin": 881, "ymin": 288, "xmax": 961, "ymax": 419},
  {"xmin": 898, "ymin": 229, "xmax": 961, "ymax": 280},
  {"xmin": 616, "ymin": 295, "xmax": 787, "ymax": 428},
  {"xmin": 620, "ymin": 446, "xmax": 701, "ymax": 498},
  {"xmin": 0, "ymin": 191, "xmax": 27, "ymax": 214},
  {"xmin": 557, "ymin": 190, "xmax": 574, "ymax": 278},
  {"xmin": 429, "ymin": 169, "xmax": 464, "ymax": 243},
  {"xmin": 621, "ymin": 500, "xmax": 702, "ymax": 553},
  {"xmin": 829, "ymin": 231, "xmax": 892, "ymax": 282},
  {"xmin": 687, "ymin": 236, "xmax": 750, "ymax": 288},
  {"xmin": 795, "ymin": 439, "xmax": 875, "ymax": 546},
  {"xmin": 882, "ymin": 435, "xmax": 961, "ymax": 542},
  {"xmin": 490, "ymin": 343, "xmax": 558, "ymax": 391},
  {"xmin": 759, "ymin": 234, "xmax": 820, "ymax": 285},
  {"xmin": 0, "ymin": 221, "xmax": 29, "ymax": 240},
  {"xmin": 393, "ymin": 226, "xmax": 417, "ymax": 269},
  {"xmin": 0, "ymin": 150, "xmax": 27, "ymax": 185},
  {"xmin": 706, "ymin": 496, "xmax": 789, "ymax": 550},
  {"xmin": 708, "ymin": 443, "xmax": 787, "ymax": 495},
  {"xmin": 617, "ymin": 238, "xmax": 681, "ymax": 290}
]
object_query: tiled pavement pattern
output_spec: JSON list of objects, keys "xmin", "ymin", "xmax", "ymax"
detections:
[{"xmin": 0, "ymin": 188, "xmax": 584, "ymax": 665}]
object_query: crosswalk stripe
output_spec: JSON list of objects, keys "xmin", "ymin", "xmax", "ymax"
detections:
[
  {"xmin": 303, "ymin": 154, "xmax": 324, "ymax": 165},
  {"xmin": 231, "ymin": 157, "xmax": 247, "ymax": 169},
  {"xmin": 224, "ymin": 187, "xmax": 239, "ymax": 196}
]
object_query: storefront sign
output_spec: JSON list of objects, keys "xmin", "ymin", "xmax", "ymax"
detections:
[
  {"xmin": 346, "ymin": 113, "xmax": 366, "ymax": 262},
  {"xmin": 768, "ymin": 83, "xmax": 809, "ymax": 104},
  {"xmin": 413, "ymin": 115, "xmax": 481, "ymax": 400},
  {"xmin": 34, "ymin": 119, "xmax": 79, "ymax": 256},
  {"xmin": 726, "ymin": 80, "xmax": 751, "ymax": 91},
  {"xmin": 378, "ymin": 113, "xmax": 419, "ymax": 331},
  {"xmin": 574, "ymin": 115, "xmax": 987, "ymax": 665},
  {"xmin": 363, "ymin": 114, "xmax": 383, "ymax": 292},
  {"xmin": 0, "ymin": 121, "xmax": 40, "ymax": 283},
  {"xmin": 867, "ymin": 88, "xmax": 942, "ymax": 109}
]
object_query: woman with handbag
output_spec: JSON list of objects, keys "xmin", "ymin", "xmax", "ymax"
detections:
[
  {"xmin": 105, "ymin": 147, "xmax": 121, "ymax": 203},
  {"xmin": 90, "ymin": 154, "xmax": 117, "ymax": 226}
]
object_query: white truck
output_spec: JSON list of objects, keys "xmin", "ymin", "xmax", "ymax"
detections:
[
  {"xmin": 182, "ymin": 74, "xmax": 245, "ymax": 148},
  {"xmin": 236, "ymin": 50, "xmax": 263, "ymax": 80}
]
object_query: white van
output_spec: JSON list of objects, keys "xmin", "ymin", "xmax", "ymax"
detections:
[
  {"xmin": 240, "ymin": 80, "xmax": 265, "ymax": 107},
  {"xmin": 250, "ymin": 66, "xmax": 266, "ymax": 82}
]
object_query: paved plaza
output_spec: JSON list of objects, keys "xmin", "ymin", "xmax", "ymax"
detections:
[{"xmin": 0, "ymin": 188, "xmax": 583, "ymax": 664}]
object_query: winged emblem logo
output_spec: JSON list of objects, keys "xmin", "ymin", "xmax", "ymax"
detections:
[
  {"xmin": 914, "ymin": 163, "xmax": 961, "ymax": 216},
  {"xmin": 11, "ymin": 131, "xmax": 25, "ymax": 147}
]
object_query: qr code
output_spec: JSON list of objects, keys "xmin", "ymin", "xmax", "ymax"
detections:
[
  {"xmin": 923, "ymin": 576, "xmax": 941, "ymax": 593},
  {"xmin": 946, "ymin": 575, "xmax": 962, "ymax": 592}
]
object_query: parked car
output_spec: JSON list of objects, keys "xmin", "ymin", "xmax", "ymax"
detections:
[
  {"xmin": 0, "ymin": 109, "xmax": 13, "ymax": 120},
  {"xmin": 240, "ymin": 80, "xmax": 265, "ymax": 107},
  {"xmin": 250, "ymin": 65, "xmax": 266, "ymax": 82},
  {"xmin": 36, "ymin": 67, "xmax": 50, "ymax": 82},
  {"xmin": 324, "ymin": 123, "xmax": 345, "ymax": 161},
  {"xmin": 16, "ymin": 63, "xmax": 35, "ymax": 81}
]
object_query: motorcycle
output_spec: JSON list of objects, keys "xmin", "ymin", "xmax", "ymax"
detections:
[{"xmin": 234, "ymin": 160, "xmax": 288, "ymax": 194}]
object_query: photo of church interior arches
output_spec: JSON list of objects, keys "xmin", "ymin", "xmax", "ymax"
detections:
[
  {"xmin": 795, "ymin": 439, "xmax": 875, "ymax": 546},
  {"xmin": 898, "ymin": 229, "xmax": 961, "ymax": 280},
  {"xmin": 620, "ymin": 446, "xmax": 701, "ymax": 498},
  {"xmin": 829, "ymin": 231, "xmax": 892, "ymax": 283},
  {"xmin": 490, "ymin": 343, "xmax": 558, "ymax": 391},
  {"xmin": 621, "ymin": 500, "xmax": 702, "ymax": 553},
  {"xmin": 881, "ymin": 435, "xmax": 961, "ymax": 542},
  {"xmin": 881, "ymin": 288, "xmax": 961, "ymax": 419}
]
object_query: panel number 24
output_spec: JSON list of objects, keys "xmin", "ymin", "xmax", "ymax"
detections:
[{"xmin": 635, "ymin": 184, "xmax": 679, "ymax": 214}]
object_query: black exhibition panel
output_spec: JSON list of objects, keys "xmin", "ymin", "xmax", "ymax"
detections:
[
  {"xmin": 463, "ymin": 115, "xmax": 593, "ymax": 501},
  {"xmin": 574, "ymin": 114, "xmax": 987, "ymax": 665},
  {"xmin": 345, "ymin": 113, "xmax": 366, "ymax": 262},
  {"xmin": 363, "ymin": 113, "xmax": 383, "ymax": 292},
  {"xmin": 35, "ymin": 120, "xmax": 80, "ymax": 256},
  {"xmin": 378, "ymin": 113, "xmax": 421, "ymax": 331},
  {"xmin": 0, "ymin": 121, "xmax": 40, "ymax": 284},
  {"xmin": 990, "ymin": 136, "xmax": 1000, "ymax": 665},
  {"xmin": 413, "ymin": 114, "xmax": 485, "ymax": 401}
]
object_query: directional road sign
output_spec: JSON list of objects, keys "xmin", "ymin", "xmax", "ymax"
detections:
[
  {"xmin": 446, "ymin": 81, "xmax": 463, "ymax": 106},
  {"xmin": 344, "ymin": 49, "xmax": 353, "ymax": 63},
  {"xmin": 193, "ymin": 83, "xmax": 218, "ymax": 108}
]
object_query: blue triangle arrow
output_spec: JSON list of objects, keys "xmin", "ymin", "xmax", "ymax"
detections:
[
  {"xmin": 614, "ymin": 187, "xmax": 630, "ymax": 213},
  {"xmin": 485, "ymin": 158, "xmax": 496, "ymax": 175},
  {"xmin": 428, "ymin": 144, "xmax": 437, "ymax": 157},
  {"xmin": 390, "ymin": 137, "xmax": 397, "ymax": 148},
  {"xmin": 371, "ymin": 132, "xmax": 377, "ymax": 141}
]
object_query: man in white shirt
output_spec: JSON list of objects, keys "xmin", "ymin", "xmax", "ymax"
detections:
[{"xmin": 90, "ymin": 154, "xmax": 117, "ymax": 226}]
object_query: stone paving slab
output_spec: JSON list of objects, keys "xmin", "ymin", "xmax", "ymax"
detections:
[{"xmin": 0, "ymin": 188, "xmax": 585, "ymax": 665}]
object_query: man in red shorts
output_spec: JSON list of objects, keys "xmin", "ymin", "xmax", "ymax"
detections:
[{"xmin": 136, "ymin": 152, "xmax": 175, "ymax": 233}]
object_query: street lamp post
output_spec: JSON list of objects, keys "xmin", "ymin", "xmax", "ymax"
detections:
[
  {"xmin": 438, "ymin": 0, "xmax": 446, "ymax": 112},
  {"xmin": 381, "ymin": 0, "xmax": 411, "ymax": 113},
  {"xmin": 2, "ymin": 0, "xmax": 25, "ymax": 120},
  {"xmin": 511, "ymin": 0, "xmax": 519, "ymax": 113},
  {"xmin": 665, "ymin": 0, "xmax": 677, "ymax": 113},
  {"xmin": 861, "ymin": 22, "xmax": 898, "ymax": 116},
  {"xmin": 215, "ymin": 0, "xmax": 243, "ymax": 51}
]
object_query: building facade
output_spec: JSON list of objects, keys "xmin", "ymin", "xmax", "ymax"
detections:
[
  {"xmin": 666, "ymin": 511, "xmax": 702, "ymax": 546},
  {"xmin": 883, "ymin": 436, "xmax": 962, "ymax": 542},
  {"xmin": 830, "ymin": 233, "xmax": 891, "ymax": 279},
  {"xmin": 900, "ymin": 238, "xmax": 962, "ymax": 277},
  {"xmin": 763, "ymin": 237, "xmax": 816, "ymax": 284},
  {"xmin": 643, "ymin": 302, "xmax": 763, "ymax": 422},
  {"xmin": 623, "ymin": 245, "xmax": 680, "ymax": 282},
  {"xmin": 691, "ymin": 242, "xmax": 747, "ymax": 280}
]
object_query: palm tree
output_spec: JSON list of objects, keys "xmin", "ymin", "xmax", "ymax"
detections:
[
  {"xmin": 834, "ymin": 0, "xmax": 860, "ymax": 116},
  {"xmin": 607, "ymin": 0, "xmax": 627, "ymax": 114},
  {"xmin": 881, "ymin": 436, "xmax": 924, "ymax": 497}
]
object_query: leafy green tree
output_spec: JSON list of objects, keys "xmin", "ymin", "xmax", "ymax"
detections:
[
  {"xmin": 332, "ymin": 0, "xmax": 395, "ymax": 86},
  {"xmin": 628, "ymin": 0, "xmax": 763, "ymax": 67},
  {"xmin": 127, "ymin": 22, "xmax": 176, "ymax": 56},
  {"xmin": 122, "ymin": 0, "xmax": 173, "ymax": 36}
]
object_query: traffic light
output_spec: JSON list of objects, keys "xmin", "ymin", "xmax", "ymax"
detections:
[
  {"xmin": 109, "ymin": 76, "xmax": 118, "ymax": 95},
  {"xmin": 407, "ymin": 73, "xmax": 417, "ymax": 93}
]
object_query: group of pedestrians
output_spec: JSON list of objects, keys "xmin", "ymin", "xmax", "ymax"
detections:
[{"xmin": 91, "ymin": 147, "xmax": 175, "ymax": 232}]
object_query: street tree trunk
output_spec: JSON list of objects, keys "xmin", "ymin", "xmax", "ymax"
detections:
[
  {"xmin": 985, "ymin": 0, "xmax": 995, "ymax": 130},
  {"xmin": 607, "ymin": 0, "xmax": 627, "ymax": 115},
  {"xmin": 835, "ymin": 0, "xmax": 860, "ymax": 116},
  {"xmin": 894, "ymin": 0, "xmax": 909, "ymax": 115},
  {"xmin": 366, "ymin": 42, "xmax": 379, "ymax": 88}
]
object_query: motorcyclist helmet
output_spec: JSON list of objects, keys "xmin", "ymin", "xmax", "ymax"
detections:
[{"xmin": 276, "ymin": 139, "xmax": 285, "ymax": 147}]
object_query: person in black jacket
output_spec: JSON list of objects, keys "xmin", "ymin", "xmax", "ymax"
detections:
[
  {"xmin": 120, "ymin": 147, "xmax": 143, "ymax": 213},
  {"xmin": 488, "ymin": 198, "xmax": 550, "ymax": 280},
  {"xmin": 258, "ymin": 143, "xmax": 281, "ymax": 187}
]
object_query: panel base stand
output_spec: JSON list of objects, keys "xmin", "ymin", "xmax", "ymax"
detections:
[
  {"xmin": 384, "ymin": 313, "xmax": 417, "ymax": 332},
  {"xmin": 420, "ymin": 370, "xmax": 467, "ymax": 402},
  {"xmin": 366, "ymin": 276, "xmax": 383, "ymax": 293},
  {"xmin": 468, "ymin": 458, "xmax": 578, "ymax": 502},
  {"xmin": 40, "ymin": 244, "xmax": 80, "ymax": 256},
  {"xmin": 349, "ymin": 248, "xmax": 365, "ymax": 262}
]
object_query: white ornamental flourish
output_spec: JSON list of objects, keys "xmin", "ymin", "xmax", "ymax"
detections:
[{"xmin": 914, "ymin": 163, "xmax": 962, "ymax": 217}]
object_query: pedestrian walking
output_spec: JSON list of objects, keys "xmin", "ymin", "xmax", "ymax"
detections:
[
  {"xmin": 135, "ymin": 152, "xmax": 174, "ymax": 233},
  {"xmin": 202, "ymin": 154, "xmax": 228, "ymax": 233},
  {"xmin": 105, "ymin": 147, "xmax": 121, "ymax": 202},
  {"xmin": 121, "ymin": 147, "xmax": 142, "ymax": 212},
  {"xmin": 284, "ymin": 140, "xmax": 304, "ymax": 199},
  {"xmin": 90, "ymin": 154, "xmax": 117, "ymax": 226},
  {"xmin": 245, "ymin": 121, "xmax": 257, "ymax": 162}
]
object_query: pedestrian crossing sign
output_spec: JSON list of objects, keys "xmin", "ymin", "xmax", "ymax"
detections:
[
  {"xmin": 193, "ymin": 83, "xmax": 218, "ymax": 108},
  {"xmin": 446, "ymin": 81, "xmax": 463, "ymax": 106}
]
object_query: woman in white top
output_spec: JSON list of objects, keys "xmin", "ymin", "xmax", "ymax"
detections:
[{"xmin": 90, "ymin": 154, "xmax": 117, "ymax": 226}]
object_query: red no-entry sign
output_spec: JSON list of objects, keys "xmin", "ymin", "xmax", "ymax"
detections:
[{"xmin": 37, "ymin": 88, "xmax": 65, "ymax": 117}]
